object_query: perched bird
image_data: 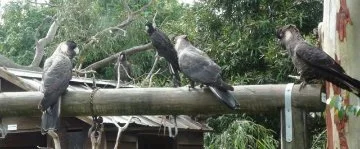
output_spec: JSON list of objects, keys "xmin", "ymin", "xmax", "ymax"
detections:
[
  {"xmin": 174, "ymin": 35, "xmax": 240, "ymax": 110},
  {"xmin": 145, "ymin": 22, "xmax": 181, "ymax": 87},
  {"xmin": 38, "ymin": 41, "xmax": 79, "ymax": 134},
  {"xmin": 114, "ymin": 53, "xmax": 132, "ymax": 82},
  {"xmin": 276, "ymin": 24, "xmax": 360, "ymax": 97}
]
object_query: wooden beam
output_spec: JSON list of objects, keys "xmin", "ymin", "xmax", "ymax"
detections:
[
  {"xmin": 0, "ymin": 67, "xmax": 37, "ymax": 91},
  {"xmin": 280, "ymin": 108, "xmax": 309, "ymax": 149},
  {"xmin": 0, "ymin": 84, "xmax": 324, "ymax": 116}
]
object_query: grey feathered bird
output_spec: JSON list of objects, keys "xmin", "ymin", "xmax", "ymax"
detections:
[
  {"xmin": 38, "ymin": 41, "xmax": 79, "ymax": 134},
  {"xmin": 276, "ymin": 24, "xmax": 360, "ymax": 97},
  {"xmin": 174, "ymin": 35, "xmax": 240, "ymax": 110},
  {"xmin": 145, "ymin": 22, "xmax": 181, "ymax": 87}
]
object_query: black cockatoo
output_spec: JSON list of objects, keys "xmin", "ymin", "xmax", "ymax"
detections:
[
  {"xmin": 174, "ymin": 35, "xmax": 240, "ymax": 110},
  {"xmin": 145, "ymin": 22, "xmax": 181, "ymax": 87},
  {"xmin": 38, "ymin": 41, "xmax": 79, "ymax": 134},
  {"xmin": 276, "ymin": 24, "xmax": 360, "ymax": 97}
]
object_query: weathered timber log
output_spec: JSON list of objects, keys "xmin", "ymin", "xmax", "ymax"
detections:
[{"xmin": 0, "ymin": 84, "xmax": 324, "ymax": 116}]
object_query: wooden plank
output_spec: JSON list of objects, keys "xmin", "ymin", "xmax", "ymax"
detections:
[
  {"xmin": 0, "ymin": 132, "xmax": 46, "ymax": 147},
  {"xmin": 0, "ymin": 84, "xmax": 324, "ymax": 116},
  {"xmin": 177, "ymin": 145, "xmax": 203, "ymax": 149},
  {"xmin": 137, "ymin": 134, "xmax": 176, "ymax": 149},
  {"xmin": 105, "ymin": 131, "xmax": 137, "ymax": 142},
  {"xmin": 176, "ymin": 132, "xmax": 204, "ymax": 145},
  {"xmin": 0, "ymin": 67, "xmax": 37, "ymax": 91},
  {"xmin": 2, "ymin": 117, "xmax": 40, "ymax": 132}
]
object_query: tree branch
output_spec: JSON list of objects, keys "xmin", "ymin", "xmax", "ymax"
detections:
[
  {"xmin": 82, "ymin": 43, "xmax": 152, "ymax": 71},
  {"xmin": 77, "ymin": 0, "xmax": 153, "ymax": 68},
  {"xmin": 90, "ymin": 124, "xmax": 103, "ymax": 149},
  {"xmin": 116, "ymin": 62, "xmax": 134, "ymax": 88},
  {"xmin": 132, "ymin": 0, "xmax": 153, "ymax": 15},
  {"xmin": 152, "ymin": 11, "xmax": 158, "ymax": 28},
  {"xmin": 288, "ymin": 75, "xmax": 301, "ymax": 80},
  {"xmin": 148, "ymin": 68, "xmax": 161, "ymax": 87},
  {"xmin": 28, "ymin": 1, "xmax": 56, "ymax": 7},
  {"xmin": 141, "ymin": 53, "xmax": 161, "ymax": 87},
  {"xmin": 48, "ymin": 130, "xmax": 61, "ymax": 149},
  {"xmin": 118, "ymin": 0, "xmax": 153, "ymax": 28},
  {"xmin": 30, "ymin": 18, "xmax": 60, "ymax": 67},
  {"xmin": 112, "ymin": 116, "xmax": 138, "ymax": 149}
]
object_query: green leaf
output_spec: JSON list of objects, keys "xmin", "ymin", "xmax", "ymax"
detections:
[{"xmin": 338, "ymin": 109, "xmax": 345, "ymax": 119}]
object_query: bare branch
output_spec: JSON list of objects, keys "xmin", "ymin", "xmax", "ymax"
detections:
[
  {"xmin": 110, "ymin": 27, "xmax": 127, "ymax": 36},
  {"xmin": 132, "ymin": 0, "xmax": 153, "ymax": 15},
  {"xmin": 288, "ymin": 75, "xmax": 301, "ymax": 80},
  {"xmin": 148, "ymin": 68, "xmax": 161, "ymax": 87},
  {"xmin": 90, "ymin": 124, "xmax": 104, "ymax": 149},
  {"xmin": 123, "ymin": 64, "xmax": 134, "ymax": 79},
  {"xmin": 77, "ymin": 0, "xmax": 152, "ymax": 68},
  {"xmin": 30, "ymin": 18, "xmax": 60, "ymax": 67},
  {"xmin": 122, "ymin": 0, "xmax": 131, "ymax": 15},
  {"xmin": 116, "ymin": 63, "xmax": 121, "ymax": 89},
  {"xmin": 91, "ymin": 27, "xmax": 127, "ymax": 41},
  {"xmin": 114, "ymin": 0, "xmax": 153, "ymax": 30},
  {"xmin": 28, "ymin": 1, "xmax": 56, "ymax": 7},
  {"xmin": 82, "ymin": 43, "xmax": 152, "ymax": 71},
  {"xmin": 152, "ymin": 11, "xmax": 158, "ymax": 28},
  {"xmin": 146, "ymin": 54, "xmax": 160, "ymax": 80},
  {"xmin": 81, "ymin": 0, "xmax": 152, "ymax": 50},
  {"xmin": 48, "ymin": 130, "xmax": 61, "ymax": 149},
  {"xmin": 112, "ymin": 116, "xmax": 138, "ymax": 149},
  {"xmin": 141, "ymin": 53, "xmax": 161, "ymax": 87},
  {"xmin": 116, "ymin": 63, "xmax": 134, "ymax": 88},
  {"xmin": 73, "ymin": 69, "xmax": 97, "ymax": 75}
]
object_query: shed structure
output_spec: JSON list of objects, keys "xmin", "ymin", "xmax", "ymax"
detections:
[{"xmin": 0, "ymin": 68, "xmax": 211, "ymax": 149}]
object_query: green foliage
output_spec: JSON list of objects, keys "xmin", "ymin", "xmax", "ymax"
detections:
[
  {"xmin": 0, "ymin": 2, "xmax": 55, "ymax": 65},
  {"xmin": 204, "ymin": 115, "xmax": 278, "ymax": 149},
  {"xmin": 164, "ymin": 0, "xmax": 322, "ymax": 85},
  {"xmin": 327, "ymin": 95, "xmax": 360, "ymax": 119},
  {"xmin": 0, "ymin": 0, "xmax": 327, "ymax": 148},
  {"xmin": 311, "ymin": 129, "xmax": 327, "ymax": 149},
  {"xmin": 173, "ymin": 0, "xmax": 324, "ymax": 148},
  {"xmin": 0, "ymin": 0, "xmax": 157, "ymax": 81}
]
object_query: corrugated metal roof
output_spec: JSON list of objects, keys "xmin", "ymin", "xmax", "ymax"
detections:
[
  {"xmin": 100, "ymin": 115, "xmax": 211, "ymax": 131},
  {"xmin": 7, "ymin": 68, "xmax": 118, "ymax": 87},
  {"xmin": 4, "ymin": 68, "xmax": 212, "ymax": 131}
]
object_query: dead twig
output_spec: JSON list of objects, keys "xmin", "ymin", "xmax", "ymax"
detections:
[
  {"xmin": 77, "ymin": 0, "xmax": 153, "ymax": 68},
  {"xmin": 152, "ymin": 11, "xmax": 158, "ymax": 28},
  {"xmin": 48, "ymin": 130, "xmax": 61, "ymax": 149},
  {"xmin": 81, "ymin": 43, "xmax": 152, "ymax": 71},
  {"xmin": 288, "ymin": 75, "xmax": 301, "ymax": 80},
  {"xmin": 111, "ymin": 116, "xmax": 138, "ymax": 149},
  {"xmin": 141, "ymin": 53, "xmax": 160, "ymax": 87},
  {"xmin": 90, "ymin": 124, "xmax": 104, "ymax": 149},
  {"xmin": 116, "ymin": 62, "xmax": 134, "ymax": 88},
  {"xmin": 116, "ymin": 63, "xmax": 122, "ymax": 89},
  {"xmin": 149, "ymin": 69, "xmax": 161, "ymax": 87},
  {"xmin": 73, "ymin": 69, "xmax": 97, "ymax": 78}
]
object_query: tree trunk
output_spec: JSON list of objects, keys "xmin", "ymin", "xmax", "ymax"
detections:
[
  {"xmin": 322, "ymin": 0, "xmax": 360, "ymax": 148},
  {"xmin": 30, "ymin": 19, "xmax": 60, "ymax": 67},
  {"xmin": 0, "ymin": 55, "xmax": 41, "ymax": 71}
]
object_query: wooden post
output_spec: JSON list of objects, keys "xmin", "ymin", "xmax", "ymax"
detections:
[
  {"xmin": 322, "ymin": 0, "xmax": 360, "ymax": 148},
  {"xmin": 0, "ymin": 84, "xmax": 324, "ymax": 116},
  {"xmin": 281, "ymin": 108, "xmax": 308, "ymax": 149}
]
